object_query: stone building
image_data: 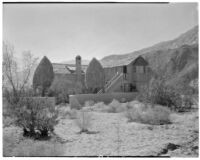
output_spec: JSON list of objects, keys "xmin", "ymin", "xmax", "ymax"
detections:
[{"xmin": 52, "ymin": 55, "xmax": 150, "ymax": 94}]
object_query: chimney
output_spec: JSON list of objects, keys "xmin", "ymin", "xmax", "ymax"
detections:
[{"xmin": 76, "ymin": 55, "xmax": 81, "ymax": 82}]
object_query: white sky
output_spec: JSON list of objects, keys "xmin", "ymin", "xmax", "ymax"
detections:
[{"xmin": 3, "ymin": 3, "xmax": 198, "ymax": 63}]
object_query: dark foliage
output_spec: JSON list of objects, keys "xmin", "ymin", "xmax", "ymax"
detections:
[
  {"xmin": 85, "ymin": 58, "xmax": 105, "ymax": 93},
  {"xmin": 4, "ymin": 89, "xmax": 58, "ymax": 139},
  {"xmin": 48, "ymin": 89, "xmax": 69, "ymax": 105},
  {"xmin": 33, "ymin": 56, "xmax": 54, "ymax": 96},
  {"xmin": 16, "ymin": 97, "xmax": 58, "ymax": 139}
]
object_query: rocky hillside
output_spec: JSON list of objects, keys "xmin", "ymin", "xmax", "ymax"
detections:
[
  {"xmin": 144, "ymin": 44, "xmax": 198, "ymax": 92},
  {"xmin": 101, "ymin": 26, "xmax": 198, "ymax": 93},
  {"xmin": 101, "ymin": 26, "xmax": 198, "ymax": 66}
]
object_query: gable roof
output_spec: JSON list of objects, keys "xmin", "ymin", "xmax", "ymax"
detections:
[
  {"xmin": 52, "ymin": 63, "xmax": 71, "ymax": 74},
  {"xmin": 52, "ymin": 63, "xmax": 88, "ymax": 74},
  {"xmin": 101, "ymin": 55, "xmax": 147, "ymax": 68}
]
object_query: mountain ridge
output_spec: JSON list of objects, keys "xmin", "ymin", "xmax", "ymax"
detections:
[{"xmin": 101, "ymin": 25, "xmax": 198, "ymax": 67}]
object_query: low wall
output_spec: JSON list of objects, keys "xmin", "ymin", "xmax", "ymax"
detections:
[{"xmin": 69, "ymin": 92, "xmax": 138, "ymax": 106}]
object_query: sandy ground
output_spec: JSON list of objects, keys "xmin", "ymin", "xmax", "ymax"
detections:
[
  {"xmin": 3, "ymin": 109, "xmax": 198, "ymax": 157},
  {"xmin": 54, "ymin": 110, "xmax": 199, "ymax": 157}
]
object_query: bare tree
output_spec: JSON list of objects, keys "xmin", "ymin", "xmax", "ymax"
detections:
[{"xmin": 3, "ymin": 41, "xmax": 38, "ymax": 101}]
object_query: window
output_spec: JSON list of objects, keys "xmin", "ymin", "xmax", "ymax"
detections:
[{"xmin": 123, "ymin": 66, "xmax": 127, "ymax": 73}]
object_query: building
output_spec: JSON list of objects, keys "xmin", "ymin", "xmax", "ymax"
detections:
[
  {"xmin": 52, "ymin": 55, "xmax": 87, "ymax": 94},
  {"xmin": 100, "ymin": 55, "xmax": 151, "ymax": 93},
  {"xmin": 52, "ymin": 55, "xmax": 150, "ymax": 94}
]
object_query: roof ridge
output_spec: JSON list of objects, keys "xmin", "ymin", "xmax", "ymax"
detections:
[{"xmin": 52, "ymin": 63, "xmax": 88, "ymax": 66}]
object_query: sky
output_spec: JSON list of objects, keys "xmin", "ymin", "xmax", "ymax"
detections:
[{"xmin": 3, "ymin": 3, "xmax": 198, "ymax": 63}]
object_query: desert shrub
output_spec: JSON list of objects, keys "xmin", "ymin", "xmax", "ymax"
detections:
[
  {"xmin": 93, "ymin": 102, "xmax": 106, "ymax": 108},
  {"xmin": 48, "ymin": 77, "xmax": 73, "ymax": 104},
  {"xmin": 125, "ymin": 103, "xmax": 171, "ymax": 125},
  {"xmin": 57, "ymin": 92, "xmax": 69, "ymax": 104},
  {"xmin": 137, "ymin": 77, "xmax": 182, "ymax": 111},
  {"xmin": 11, "ymin": 140, "xmax": 64, "ymax": 157},
  {"xmin": 92, "ymin": 102, "xmax": 107, "ymax": 112},
  {"xmin": 85, "ymin": 58, "xmax": 105, "ymax": 93},
  {"xmin": 84, "ymin": 100, "xmax": 95, "ymax": 107},
  {"xmin": 127, "ymin": 100, "xmax": 146, "ymax": 110},
  {"xmin": 144, "ymin": 105, "xmax": 171, "ymax": 125},
  {"xmin": 120, "ymin": 97, "xmax": 127, "ymax": 103},
  {"xmin": 75, "ymin": 110, "xmax": 92, "ymax": 133},
  {"xmin": 11, "ymin": 97, "xmax": 58, "ymax": 139},
  {"xmin": 57, "ymin": 106, "xmax": 70, "ymax": 119},
  {"xmin": 151, "ymin": 86, "xmax": 181, "ymax": 110},
  {"xmin": 56, "ymin": 104, "xmax": 77, "ymax": 119},
  {"xmin": 125, "ymin": 107, "xmax": 143, "ymax": 123},
  {"xmin": 48, "ymin": 90, "xmax": 69, "ymax": 105},
  {"xmin": 107, "ymin": 99, "xmax": 121, "ymax": 113},
  {"xmin": 180, "ymin": 95, "xmax": 193, "ymax": 111},
  {"xmin": 106, "ymin": 99, "xmax": 127, "ymax": 113},
  {"xmin": 87, "ymin": 100, "xmax": 127, "ymax": 113},
  {"xmin": 33, "ymin": 56, "xmax": 54, "ymax": 96},
  {"xmin": 118, "ymin": 102, "xmax": 128, "ymax": 112},
  {"xmin": 70, "ymin": 97, "xmax": 81, "ymax": 109}
]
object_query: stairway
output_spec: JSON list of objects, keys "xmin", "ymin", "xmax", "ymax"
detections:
[{"xmin": 97, "ymin": 72, "xmax": 123, "ymax": 94}]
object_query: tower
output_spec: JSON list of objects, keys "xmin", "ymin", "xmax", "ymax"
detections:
[{"xmin": 76, "ymin": 55, "xmax": 82, "ymax": 82}]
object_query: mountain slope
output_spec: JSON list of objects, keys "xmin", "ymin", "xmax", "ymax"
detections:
[
  {"xmin": 101, "ymin": 25, "xmax": 198, "ymax": 67},
  {"xmin": 144, "ymin": 44, "xmax": 198, "ymax": 92},
  {"xmin": 101, "ymin": 25, "xmax": 198, "ymax": 93}
]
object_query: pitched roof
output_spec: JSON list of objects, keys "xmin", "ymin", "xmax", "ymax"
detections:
[
  {"xmin": 100, "ymin": 55, "xmax": 145, "ymax": 68},
  {"xmin": 66, "ymin": 64, "xmax": 88, "ymax": 73},
  {"xmin": 52, "ymin": 63, "xmax": 71, "ymax": 74},
  {"xmin": 52, "ymin": 63, "xmax": 88, "ymax": 74}
]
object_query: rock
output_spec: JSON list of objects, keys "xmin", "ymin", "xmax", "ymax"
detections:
[{"xmin": 166, "ymin": 143, "xmax": 180, "ymax": 151}]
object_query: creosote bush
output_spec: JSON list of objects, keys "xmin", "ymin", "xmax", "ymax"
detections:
[
  {"xmin": 14, "ymin": 97, "xmax": 58, "ymax": 139},
  {"xmin": 107, "ymin": 99, "xmax": 127, "ymax": 113},
  {"xmin": 84, "ymin": 100, "xmax": 128, "ymax": 113},
  {"xmin": 137, "ymin": 76, "xmax": 182, "ymax": 111},
  {"xmin": 125, "ymin": 102, "xmax": 171, "ymax": 125}
]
